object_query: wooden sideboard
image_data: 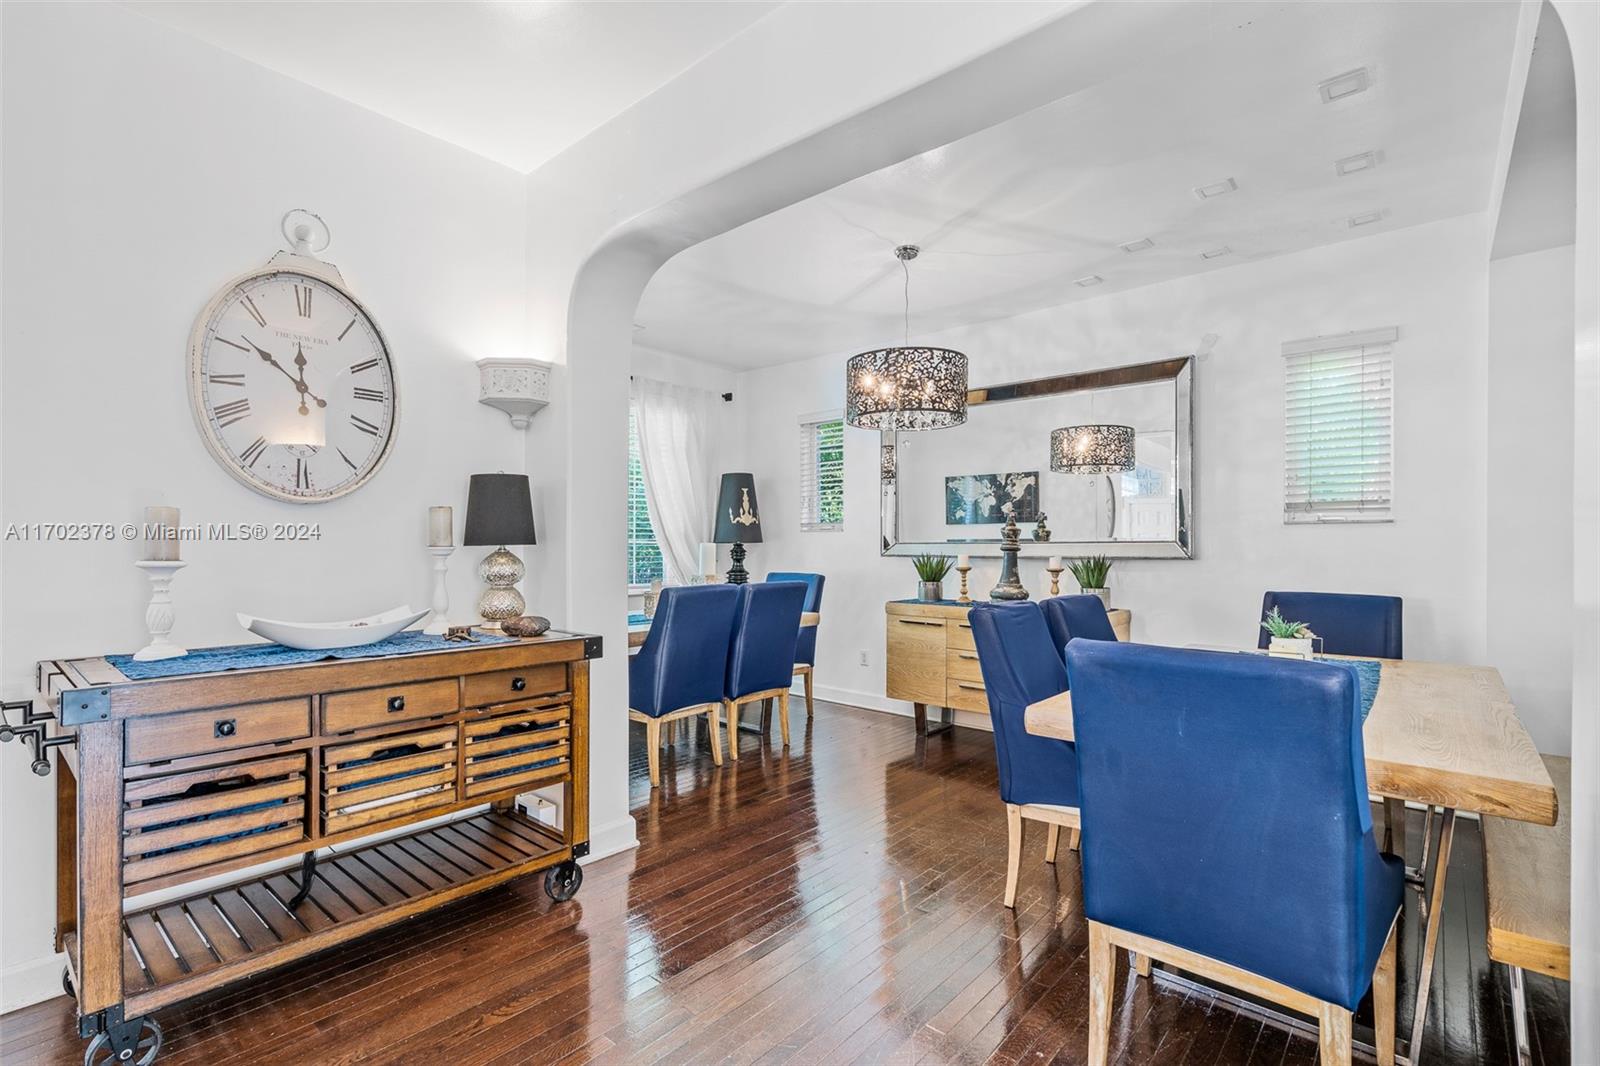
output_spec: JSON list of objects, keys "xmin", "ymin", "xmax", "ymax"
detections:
[
  {"xmin": 885, "ymin": 600, "xmax": 1130, "ymax": 735},
  {"xmin": 30, "ymin": 630, "xmax": 599, "ymax": 1062}
]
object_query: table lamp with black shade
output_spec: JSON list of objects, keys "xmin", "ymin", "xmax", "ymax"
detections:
[
  {"xmin": 714, "ymin": 472, "xmax": 762, "ymax": 585},
  {"xmin": 464, "ymin": 473, "xmax": 537, "ymax": 627}
]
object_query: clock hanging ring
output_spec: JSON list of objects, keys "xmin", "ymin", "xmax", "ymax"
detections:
[{"xmin": 186, "ymin": 250, "xmax": 399, "ymax": 504}]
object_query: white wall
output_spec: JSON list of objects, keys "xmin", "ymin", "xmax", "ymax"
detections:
[
  {"xmin": 1487, "ymin": 243, "xmax": 1576, "ymax": 755},
  {"xmin": 0, "ymin": 3, "xmax": 528, "ymax": 1010},
  {"xmin": 726, "ymin": 216, "xmax": 1496, "ymax": 727}
]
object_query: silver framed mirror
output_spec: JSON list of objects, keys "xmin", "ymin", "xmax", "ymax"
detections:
[{"xmin": 880, "ymin": 356, "xmax": 1193, "ymax": 559}]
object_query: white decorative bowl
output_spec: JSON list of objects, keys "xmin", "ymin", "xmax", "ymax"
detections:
[{"xmin": 237, "ymin": 605, "xmax": 429, "ymax": 651}]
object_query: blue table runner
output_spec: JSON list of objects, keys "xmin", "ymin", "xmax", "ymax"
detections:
[{"xmin": 108, "ymin": 629, "xmax": 515, "ymax": 681}]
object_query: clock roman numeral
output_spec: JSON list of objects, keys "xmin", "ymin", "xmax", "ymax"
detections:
[
  {"xmin": 295, "ymin": 459, "xmax": 313, "ymax": 491},
  {"xmin": 239, "ymin": 436, "xmax": 268, "ymax": 468},
  {"xmin": 209, "ymin": 373, "xmax": 245, "ymax": 387},
  {"xmin": 294, "ymin": 284, "xmax": 313, "ymax": 318},
  {"xmin": 350, "ymin": 357, "xmax": 381, "ymax": 374},
  {"xmin": 354, "ymin": 386, "xmax": 385, "ymax": 403},
  {"xmin": 241, "ymin": 294, "xmax": 267, "ymax": 328},
  {"xmin": 337, "ymin": 448, "xmax": 358, "ymax": 471},
  {"xmin": 350, "ymin": 414, "xmax": 381, "ymax": 437},
  {"xmin": 214, "ymin": 336, "xmax": 250, "ymax": 353},
  {"xmin": 213, "ymin": 398, "xmax": 251, "ymax": 428},
  {"xmin": 337, "ymin": 317, "xmax": 357, "ymax": 340}
]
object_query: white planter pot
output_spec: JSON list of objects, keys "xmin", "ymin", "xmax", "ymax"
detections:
[{"xmin": 1268, "ymin": 636, "xmax": 1315, "ymax": 659}]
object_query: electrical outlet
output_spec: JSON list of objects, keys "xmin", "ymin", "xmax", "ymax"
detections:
[{"xmin": 858, "ymin": 651, "xmax": 869, "ymax": 667}]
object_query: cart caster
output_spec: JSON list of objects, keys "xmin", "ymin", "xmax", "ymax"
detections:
[
  {"xmin": 62, "ymin": 965, "xmax": 75, "ymax": 1001},
  {"xmin": 84, "ymin": 1015, "xmax": 161, "ymax": 1065},
  {"xmin": 544, "ymin": 860, "xmax": 582, "ymax": 902}
]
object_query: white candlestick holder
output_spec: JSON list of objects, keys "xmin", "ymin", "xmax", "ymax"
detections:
[
  {"xmin": 423, "ymin": 546, "xmax": 455, "ymax": 636},
  {"xmin": 133, "ymin": 560, "xmax": 188, "ymax": 661}
]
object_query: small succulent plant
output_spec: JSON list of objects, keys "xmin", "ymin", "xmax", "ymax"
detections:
[
  {"xmin": 1260, "ymin": 607, "xmax": 1314, "ymax": 640},
  {"xmin": 1068, "ymin": 555, "xmax": 1112, "ymax": 590},
  {"xmin": 912, "ymin": 553, "xmax": 954, "ymax": 582}
]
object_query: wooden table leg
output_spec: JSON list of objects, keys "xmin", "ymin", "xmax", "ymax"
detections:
[{"xmin": 1406, "ymin": 807, "xmax": 1456, "ymax": 1066}]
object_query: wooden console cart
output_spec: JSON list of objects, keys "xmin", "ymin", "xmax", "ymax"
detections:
[{"xmin": 7, "ymin": 630, "xmax": 599, "ymax": 1064}]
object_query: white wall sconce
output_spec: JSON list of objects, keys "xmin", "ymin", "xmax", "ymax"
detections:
[{"xmin": 477, "ymin": 357, "xmax": 553, "ymax": 429}]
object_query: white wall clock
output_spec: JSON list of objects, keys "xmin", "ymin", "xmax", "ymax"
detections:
[{"xmin": 187, "ymin": 250, "xmax": 398, "ymax": 503}]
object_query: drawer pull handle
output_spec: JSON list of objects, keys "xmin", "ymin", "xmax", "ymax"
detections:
[
  {"xmin": 387, "ymin": 695, "xmax": 406, "ymax": 712},
  {"xmin": 213, "ymin": 718, "xmax": 237, "ymax": 739},
  {"xmin": 957, "ymin": 683, "xmax": 985, "ymax": 691},
  {"xmin": 958, "ymin": 653, "xmax": 978, "ymax": 660},
  {"xmin": 896, "ymin": 619, "xmax": 942, "ymax": 627},
  {"xmin": 511, "ymin": 677, "xmax": 527, "ymax": 692}
]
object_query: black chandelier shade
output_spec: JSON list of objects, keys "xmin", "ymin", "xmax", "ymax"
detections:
[
  {"xmin": 463, "ymin": 473, "xmax": 537, "ymax": 546},
  {"xmin": 1050, "ymin": 424, "xmax": 1136, "ymax": 474},
  {"xmin": 844, "ymin": 347, "xmax": 969, "ymax": 431}
]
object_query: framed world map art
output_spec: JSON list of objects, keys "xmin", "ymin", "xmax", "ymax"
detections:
[{"xmin": 945, "ymin": 471, "xmax": 1040, "ymax": 525}]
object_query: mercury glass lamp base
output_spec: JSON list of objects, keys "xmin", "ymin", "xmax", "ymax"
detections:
[{"xmin": 476, "ymin": 546, "xmax": 527, "ymax": 626}]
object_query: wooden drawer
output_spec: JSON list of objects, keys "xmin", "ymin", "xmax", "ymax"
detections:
[
  {"xmin": 947, "ymin": 676, "xmax": 989, "ymax": 713},
  {"xmin": 946, "ymin": 647, "xmax": 984, "ymax": 683},
  {"xmin": 321, "ymin": 725, "xmax": 458, "ymax": 835},
  {"xmin": 886, "ymin": 614, "xmax": 946, "ymax": 704},
  {"xmin": 462, "ymin": 702, "xmax": 571, "ymax": 799},
  {"xmin": 322, "ymin": 678, "xmax": 459, "ymax": 735},
  {"xmin": 462, "ymin": 663, "xmax": 567, "ymax": 708},
  {"xmin": 946, "ymin": 618, "xmax": 976, "ymax": 651},
  {"xmin": 122, "ymin": 753, "xmax": 308, "ymax": 889},
  {"xmin": 125, "ymin": 698, "xmax": 310, "ymax": 766}
]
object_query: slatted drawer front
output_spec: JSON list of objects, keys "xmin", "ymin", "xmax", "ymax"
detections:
[
  {"xmin": 463, "ymin": 703, "xmax": 570, "ymax": 798},
  {"xmin": 125, "ymin": 698, "xmax": 310, "ymax": 766},
  {"xmin": 122, "ymin": 753, "xmax": 308, "ymax": 889},
  {"xmin": 463, "ymin": 663, "xmax": 568, "ymax": 709},
  {"xmin": 322, "ymin": 678, "xmax": 459, "ymax": 735},
  {"xmin": 322, "ymin": 726, "xmax": 458, "ymax": 835}
]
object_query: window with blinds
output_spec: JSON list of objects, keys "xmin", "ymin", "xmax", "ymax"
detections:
[
  {"xmin": 799, "ymin": 414, "xmax": 844, "ymax": 531},
  {"xmin": 627, "ymin": 406, "xmax": 665, "ymax": 584},
  {"xmin": 1283, "ymin": 327, "xmax": 1396, "ymax": 524}
]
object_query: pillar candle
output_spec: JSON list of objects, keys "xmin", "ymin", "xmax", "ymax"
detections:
[
  {"xmin": 957, "ymin": 553, "xmax": 970, "ymax": 569},
  {"xmin": 698, "ymin": 542, "xmax": 716, "ymax": 576},
  {"xmin": 144, "ymin": 506, "xmax": 180, "ymax": 561},
  {"xmin": 1048, "ymin": 556, "xmax": 1061, "ymax": 570},
  {"xmin": 428, "ymin": 506, "xmax": 453, "ymax": 547}
]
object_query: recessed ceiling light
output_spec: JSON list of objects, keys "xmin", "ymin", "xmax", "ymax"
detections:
[
  {"xmin": 1074, "ymin": 274, "xmax": 1104, "ymax": 287},
  {"xmin": 1347, "ymin": 210, "xmax": 1385, "ymax": 228},
  {"xmin": 1200, "ymin": 246, "xmax": 1232, "ymax": 260},
  {"xmin": 1193, "ymin": 178, "xmax": 1239, "ymax": 200},
  {"xmin": 1335, "ymin": 150, "xmax": 1381, "ymax": 176},
  {"xmin": 1119, "ymin": 237, "xmax": 1155, "ymax": 254},
  {"xmin": 1319, "ymin": 67, "xmax": 1372, "ymax": 103}
]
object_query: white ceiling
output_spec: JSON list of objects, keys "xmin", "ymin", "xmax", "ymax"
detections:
[
  {"xmin": 636, "ymin": 0, "xmax": 1524, "ymax": 369},
  {"xmin": 123, "ymin": 0, "xmax": 780, "ymax": 173}
]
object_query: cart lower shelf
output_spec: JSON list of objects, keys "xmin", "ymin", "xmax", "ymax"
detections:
[{"xmin": 71, "ymin": 808, "xmax": 570, "ymax": 1016}]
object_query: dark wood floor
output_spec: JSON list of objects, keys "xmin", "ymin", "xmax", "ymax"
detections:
[{"xmin": 1, "ymin": 701, "xmax": 1570, "ymax": 1064}]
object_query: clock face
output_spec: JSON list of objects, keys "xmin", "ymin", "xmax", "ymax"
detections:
[{"xmin": 189, "ymin": 267, "xmax": 398, "ymax": 502}]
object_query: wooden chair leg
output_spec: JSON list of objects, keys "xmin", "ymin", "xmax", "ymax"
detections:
[
  {"xmin": 1045, "ymin": 823, "xmax": 1060, "ymax": 864},
  {"xmin": 1383, "ymin": 798, "xmax": 1406, "ymax": 858},
  {"xmin": 1132, "ymin": 952, "xmax": 1151, "ymax": 977},
  {"xmin": 1317, "ymin": 1003, "xmax": 1353, "ymax": 1066},
  {"xmin": 1004, "ymin": 804, "xmax": 1023, "ymax": 908},
  {"xmin": 646, "ymin": 718, "xmax": 661, "ymax": 788},
  {"xmin": 778, "ymin": 691, "xmax": 791, "ymax": 748},
  {"xmin": 1068, "ymin": 826, "xmax": 1081, "ymax": 851},
  {"xmin": 1373, "ymin": 921, "xmax": 1397, "ymax": 1066},
  {"xmin": 1087, "ymin": 922, "xmax": 1115, "ymax": 1066},
  {"xmin": 723, "ymin": 701, "xmax": 738, "ymax": 761},
  {"xmin": 803, "ymin": 670, "xmax": 814, "ymax": 716},
  {"xmin": 706, "ymin": 707, "xmax": 723, "ymax": 767}
]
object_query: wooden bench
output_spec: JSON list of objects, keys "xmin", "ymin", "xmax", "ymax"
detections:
[{"xmin": 1482, "ymin": 753, "xmax": 1570, "ymax": 1066}]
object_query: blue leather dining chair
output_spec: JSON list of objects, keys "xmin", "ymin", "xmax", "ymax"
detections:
[
  {"xmin": 1065, "ymin": 641, "xmax": 1404, "ymax": 1066},
  {"xmin": 1258, "ymin": 591, "xmax": 1403, "ymax": 659},
  {"xmin": 628, "ymin": 585, "xmax": 739, "ymax": 788},
  {"xmin": 1041, "ymin": 594, "xmax": 1118, "ymax": 665},
  {"xmin": 723, "ymin": 581, "xmax": 807, "ymax": 754},
  {"xmin": 765, "ymin": 571, "xmax": 825, "ymax": 716},
  {"xmin": 968, "ymin": 603, "xmax": 1081, "ymax": 909}
]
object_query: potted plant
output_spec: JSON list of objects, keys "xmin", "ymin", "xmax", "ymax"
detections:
[
  {"xmin": 1261, "ymin": 607, "xmax": 1317, "ymax": 658},
  {"xmin": 1068, "ymin": 555, "xmax": 1113, "ymax": 609},
  {"xmin": 912, "ymin": 554, "xmax": 954, "ymax": 602}
]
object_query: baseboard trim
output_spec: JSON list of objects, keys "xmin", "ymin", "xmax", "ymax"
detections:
[
  {"xmin": 583, "ymin": 814, "xmax": 639, "ymax": 864},
  {"xmin": 798, "ymin": 681, "xmax": 993, "ymax": 733},
  {"xmin": 3, "ymin": 951, "xmax": 66, "ymax": 1014}
]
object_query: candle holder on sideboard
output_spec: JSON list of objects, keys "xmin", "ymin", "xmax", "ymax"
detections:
[
  {"xmin": 423, "ymin": 546, "xmax": 455, "ymax": 636},
  {"xmin": 1046, "ymin": 564, "xmax": 1063, "ymax": 597},
  {"xmin": 133, "ymin": 560, "xmax": 189, "ymax": 661},
  {"xmin": 956, "ymin": 564, "xmax": 972, "ymax": 604}
]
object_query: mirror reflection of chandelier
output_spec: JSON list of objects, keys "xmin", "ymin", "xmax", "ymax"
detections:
[
  {"xmin": 845, "ymin": 246, "xmax": 968, "ymax": 432},
  {"xmin": 1050, "ymin": 423, "xmax": 1136, "ymax": 474}
]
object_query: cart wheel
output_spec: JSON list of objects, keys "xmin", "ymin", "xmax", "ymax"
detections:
[
  {"xmin": 544, "ymin": 860, "xmax": 582, "ymax": 902},
  {"xmin": 83, "ymin": 1015, "xmax": 161, "ymax": 1066},
  {"xmin": 62, "ymin": 966, "xmax": 76, "ymax": 1001}
]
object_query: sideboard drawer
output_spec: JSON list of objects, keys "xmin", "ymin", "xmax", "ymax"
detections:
[
  {"xmin": 946, "ymin": 618, "xmax": 976, "ymax": 651},
  {"xmin": 462, "ymin": 663, "xmax": 567, "ymax": 708},
  {"xmin": 463, "ymin": 703, "xmax": 571, "ymax": 799},
  {"xmin": 323, "ymin": 678, "xmax": 459, "ymax": 734},
  {"xmin": 122, "ymin": 752, "xmax": 308, "ymax": 889},
  {"xmin": 946, "ymin": 647, "xmax": 984, "ymax": 683},
  {"xmin": 947, "ymin": 677, "xmax": 989, "ymax": 713},
  {"xmin": 321, "ymin": 725, "xmax": 458, "ymax": 835},
  {"xmin": 886, "ymin": 616, "xmax": 946, "ymax": 705},
  {"xmin": 125, "ymin": 698, "xmax": 310, "ymax": 765}
]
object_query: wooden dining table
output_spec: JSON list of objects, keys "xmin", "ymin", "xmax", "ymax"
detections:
[
  {"xmin": 1024, "ymin": 652, "xmax": 1557, "ymax": 1066},
  {"xmin": 628, "ymin": 610, "xmax": 820, "ymax": 649}
]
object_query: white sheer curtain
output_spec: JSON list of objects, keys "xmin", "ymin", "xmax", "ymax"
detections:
[{"xmin": 631, "ymin": 377, "xmax": 715, "ymax": 586}]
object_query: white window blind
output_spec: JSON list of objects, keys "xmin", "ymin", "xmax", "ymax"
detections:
[
  {"xmin": 799, "ymin": 414, "xmax": 844, "ymax": 531},
  {"xmin": 1283, "ymin": 327, "xmax": 1397, "ymax": 524},
  {"xmin": 627, "ymin": 406, "xmax": 664, "ymax": 584}
]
